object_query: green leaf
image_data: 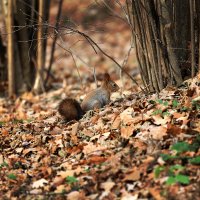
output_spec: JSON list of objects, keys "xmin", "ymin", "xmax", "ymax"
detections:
[
  {"xmin": 160, "ymin": 153, "xmax": 178, "ymax": 161},
  {"xmin": 189, "ymin": 156, "xmax": 200, "ymax": 165},
  {"xmin": 7, "ymin": 173, "xmax": 17, "ymax": 180},
  {"xmin": 175, "ymin": 174, "xmax": 190, "ymax": 184},
  {"xmin": 172, "ymin": 100, "xmax": 179, "ymax": 108},
  {"xmin": 180, "ymin": 107, "xmax": 189, "ymax": 112},
  {"xmin": 157, "ymin": 99, "xmax": 163, "ymax": 104},
  {"xmin": 169, "ymin": 164, "xmax": 184, "ymax": 172},
  {"xmin": 166, "ymin": 177, "xmax": 176, "ymax": 185},
  {"xmin": 163, "ymin": 101, "xmax": 169, "ymax": 106},
  {"xmin": 66, "ymin": 176, "xmax": 78, "ymax": 184},
  {"xmin": 171, "ymin": 142, "xmax": 191, "ymax": 153},
  {"xmin": 154, "ymin": 166, "xmax": 165, "ymax": 178},
  {"xmin": 0, "ymin": 121, "xmax": 5, "ymax": 125},
  {"xmin": 162, "ymin": 111, "xmax": 170, "ymax": 117},
  {"xmin": 152, "ymin": 109, "xmax": 162, "ymax": 115},
  {"xmin": 190, "ymin": 136, "xmax": 200, "ymax": 151}
]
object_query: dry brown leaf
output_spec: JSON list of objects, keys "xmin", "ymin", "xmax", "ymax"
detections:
[
  {"xmin": 23, "ymin": 148, "xmax": 37, "ymax": 156},
  {"xmin": 71, "ymin": 122, "xmax": 80, "ymax": 135},
  {"xmin": 121, "ymin": 192, "xmax": 138, "ymax": 200},
  {"xmin": 67, "ymin": 191, "xmax": 84, "ymax": 200},
  {"xmin": 176, "ymin": 115, "xmax": 189, "ymax": 125},
  {"xmin": 123, "ymin": 168, "xmax": 140, "ymax": 181},
  {"xmin": 152, "ymin": 115, "xmax": 171, "ymax": 125},
  {"xmin": 136, "ymin": 126, "xmax": 167, "ymax": 141},
  {"xmin": 0, "ymin": 154, "xmax": 3, "ymax": 164},
  {"xmin": 150, "ymin": 126, "xmax": 167, "ymax": 140},
  {"xmin": 167, "ymin": 124, "xmax": 182, "ymax": 135},
  {"xmin": 100, "ymin": 181, "xmax": 115, "ymax": 192},
  {"xmin": 100, "ymin": 132, "xmax": 111, "ymax": 140},
  {"xmin": 54, "ymin": 184, "xmax": 66, "ymax": 193},
  {"xmin": 121, "ymin": 124, "xmax": 135, "ymax": 139},
  {"xmin": 111, "ymin": 115, "xmax": 121, "ymax": 129},
  {"xmin": 52, "ymin": 176, "xmax": 65, "ymax": 187},
  {"xmin": 90, "ymin": 115, "xmax": 100, "ymax": 124},
  {"xmin": 57, "ymin": 170, "xmax": 75, "ymax": 178},
  {"xmin": 149, "ymin": 187, "xmax": 165, "ymax": 200},
  {"xmin": 86, "ymin": 155, "xmax": 107, "ymax": 165},
  {"xmin": 83, "ymin": 143, "xmax": 106, "ymax": 155},
  {"xmin": 0, "ymin": 107, "xmax": 7, "ymax": 114},
  {"xmin": 1, "ymin": 129, "xmax": 9, "ymax": 136},
  {"xmin": 120, "ymin": 107, "xmax": 134, "ymax": 124},
  {"xmin": 32, "ymin": 178, "xmax": 48, "ymax": 189},
  {"xmin": 173, "ymin": 112, "xmax": 186, "ymax": 119}
]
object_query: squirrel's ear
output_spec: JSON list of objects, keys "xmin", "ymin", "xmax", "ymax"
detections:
[{"xmin": 104, "ymin": 73, "xmax": 110, "ymax": 81}]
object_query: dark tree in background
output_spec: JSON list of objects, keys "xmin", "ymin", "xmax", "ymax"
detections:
[{"xmin": 127, "ymin": 0, "xmax": 200, "ymax": 93}]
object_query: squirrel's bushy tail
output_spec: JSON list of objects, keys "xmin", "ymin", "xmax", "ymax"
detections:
[{"xmin": 58, "ymin": 98, "xmax": 84, "ymax": 121}]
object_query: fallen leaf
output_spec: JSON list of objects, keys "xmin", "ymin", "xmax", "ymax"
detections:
[
  {"xmin": 152, "ymin": 115, "xmax": 171, "ymax": 125},
  {"xmin": 111, "ymin": 115, "xmax": 121, "ymax": 129},
  {"xmin": 100, "ymin": 181, "xmax": 115, "ymax": 192},
  {"xmin": 121, "ymin": 124, "xmax": 135, "ymax": 139},
  {"xmin": 83, "ymin": 143, "xmax": 106, "ymax": 155},
  {"xmin": 123, "ymin": 168, "xmax": 140, "ymax": 181},
  {"xmin": 32, "ymin": 178, "xmax": 48, "ymax": 189}
]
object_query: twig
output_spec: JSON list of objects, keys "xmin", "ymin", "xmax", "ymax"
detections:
[
  {"xmin": 45, "ymin": 0, "xmax": 64, "ymax": 86},
  {"xmin": 66, "ymin": 27, "xmax": 145, "ymax": 93}
]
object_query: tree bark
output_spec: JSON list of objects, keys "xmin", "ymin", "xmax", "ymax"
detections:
[
  {"xmin": 7, "ymin": 0, "xmax": 15, "ymax": 96},
  {"xmin": 160, "ymin": 0, "xmax": 183, "ymax": 85},
  {"xmin": 33, "ymin": 0, "xmax": 50, "ymax": 93},
  {"xmin": 33, "ymin": 0, "xmax": 47, "ymax": 93}
]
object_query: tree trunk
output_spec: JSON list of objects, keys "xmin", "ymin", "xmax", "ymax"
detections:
[
  {"xmin": 33, "ymin": 0, "xmax": 50, "ymax": 93},
  {"xmin": 129, "ymin": 0, "xmax": 199, "ymax": 92},
  {"xmin": 7, "ymin": 0, "xmax": 15, "ymax": 96}
]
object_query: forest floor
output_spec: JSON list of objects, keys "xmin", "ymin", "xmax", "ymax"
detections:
[{"xmin": 0, "ymin": 1, "xmax": 200, "ymax": 200}]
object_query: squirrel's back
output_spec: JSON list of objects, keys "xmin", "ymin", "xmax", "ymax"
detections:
[
  {"xmin": 81, "ymin": 87, "xmax": 110, "ymax": 111},
  {"xmin": 58, "ymin": 98, "xmax": 84, "ymax": 121}
]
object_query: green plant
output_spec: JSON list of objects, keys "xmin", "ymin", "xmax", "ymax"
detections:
[
  {"xmin": 7, "ymin": 173, "xmax": 17, "ymax": 180},
  {"xmin": 66, "ymin": 176, "xmax": 78, "ymax": 184},
  {"xmin": 152, "ymin": 109, "xmax": 163, "ymax": 116},
  {"xmin": 171, "ymin": 142, "xmax": 191, "ymax": 153},
  {"xmin": 172, "ymin": 100, "xmax": 179, "ymax": 108},
  {"xmin": 154, "ymin": 166, "xmax": 165, "ymax": 178},
  {"xmin": 154, "ymin": 138, "xmax": 199, "ymax": 185},
  {"xmin": 189, "ymin": 156, "xmax": 200, "ymax": 165},
  {"xmin": 166, "ymin": 174, "xmax": 190, "ymax": 185},
  {"xmin": 0, "ymin": 121, "xmax": 6, "ymax": 126},
  {"xmin": 154, "ymin": 164, "xmax": 189, "ymax": 185}
]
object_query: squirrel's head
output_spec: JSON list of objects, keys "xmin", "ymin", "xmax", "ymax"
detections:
[{"xmin": 103, "ymin": 73, "xmax": 119, "ymax": 92}]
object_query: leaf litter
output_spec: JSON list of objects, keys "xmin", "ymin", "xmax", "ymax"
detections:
[{"xmin": 0, "ymin": 76, "xmax": 200, "ymax": 200}]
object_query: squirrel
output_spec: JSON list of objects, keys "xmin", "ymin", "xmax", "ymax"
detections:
[{"xmin": 58, "ymin": 73, "xmax": 119, "ymax": 121}]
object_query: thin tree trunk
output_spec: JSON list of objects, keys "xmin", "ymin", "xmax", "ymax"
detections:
[
  {"xmin": 7, "ymin": 0, "xmax": 15, "ymax": 96},
  {"xmin": 33, "ymin": 0, "xmax": 46, "ymax": 93},
  {"xmin": 45, "ymin": 0, "xmax": 63, "ymax": 86},
  {"xmin": 190, "ymin": 0, "xmax": 195, "ymax": 77}
]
